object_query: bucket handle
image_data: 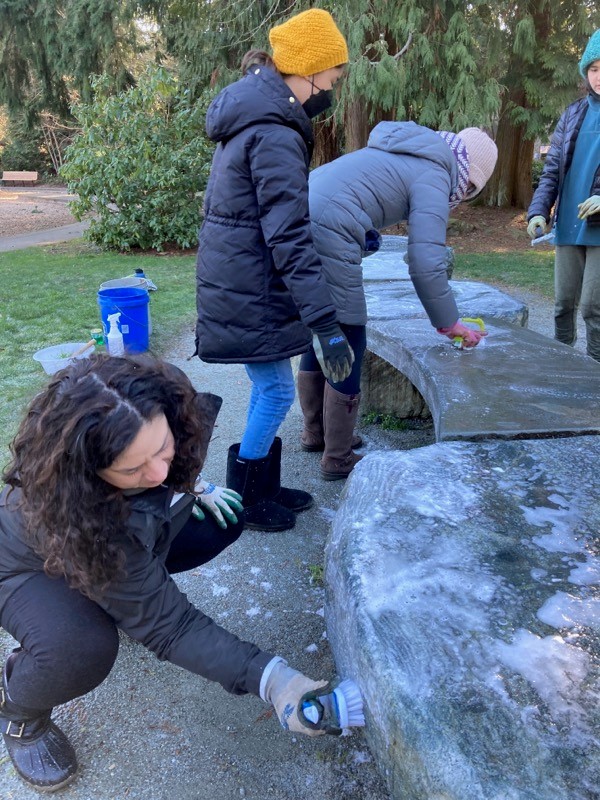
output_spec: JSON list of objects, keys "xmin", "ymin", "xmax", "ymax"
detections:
[{"xmin": 104, "ymin": 302, "xmax": 149, "ymax": 329}]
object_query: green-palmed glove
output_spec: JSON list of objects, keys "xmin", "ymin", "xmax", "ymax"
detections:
[
  {"xmin": 193, "ymin": 476, "xmax": 243, "ymax": 528},
  {"xmin": 577, "ymin": 196, "xmax": 600, "ymax": 220},
  {"xmin": 527, "ymin": 215, "xmax": 547, "ymax": 239}
]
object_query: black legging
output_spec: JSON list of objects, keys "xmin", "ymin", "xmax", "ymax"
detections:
[
  {"xmin": 0, "ymin": 512, "xmax": 244, "ymax": 711},
  {"xmin": 299, "ymin": 323, "xmax": 366, "ymax": 395}
]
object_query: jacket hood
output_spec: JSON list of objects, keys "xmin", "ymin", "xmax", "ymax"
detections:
[
  {"xmin": 367, "ymin": 121, "xmax": 457, "ymax": 185},
  {"xmin": 206, "ymin": 67, "xmax": 313, "ymax": 146}
]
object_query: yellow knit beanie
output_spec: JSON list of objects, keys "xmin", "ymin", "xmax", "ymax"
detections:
[{"xmin": 269, "ymin": 9, "xmax": 348, "ymax": 77}]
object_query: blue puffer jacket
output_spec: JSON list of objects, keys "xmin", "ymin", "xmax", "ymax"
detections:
[
  {"xmin": 308, "ymin": 121, "xmax": 460, "ymax": 328},
  {"xmin": 527, "ymin": 97, "xmax": 589, "ymax": 224},
  {"xmin": 196, "ymin": 66, "xmax": 337, "ymax": 363}
]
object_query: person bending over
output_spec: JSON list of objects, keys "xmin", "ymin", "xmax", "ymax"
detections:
[{"xmin": 299, "ymin": 122, "xmax": 498, "ymax": 479}]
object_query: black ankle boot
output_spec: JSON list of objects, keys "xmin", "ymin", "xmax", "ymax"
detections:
[
  {"xmin": 226, "ymin": 445, "xmax": 296, "ymax": 531},
  {"xmin": 267, "ymin": 437, "xmax": 313, "ymax": 512},
  {"xmin": 1, "ymin": 651, "xmax": 78, "ymax": 792}
]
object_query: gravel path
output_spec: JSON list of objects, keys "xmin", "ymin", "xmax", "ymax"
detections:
[{"xmin": 0, "ymin": 186, "xmax": 79, "ymax": 236}]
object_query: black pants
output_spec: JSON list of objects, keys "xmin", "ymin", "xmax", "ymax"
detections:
[
  {"xmin": 0, "ymin": 512, "xmax": 244, "ymax": 712},
  {"xmin": 299, "ymin": 323, "xmax": 366, "ymax": 395}
]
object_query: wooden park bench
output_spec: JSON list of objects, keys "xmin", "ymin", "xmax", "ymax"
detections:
[{"xmin": 1, "ymin": 171, "xmax": 38, "ymax": 186}]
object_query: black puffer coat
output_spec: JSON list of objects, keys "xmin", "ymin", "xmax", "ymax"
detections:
[
  {"xmin": 527, "ymin": 97, "xmax": 589, "ymax": 224},
  {"xmin": 196, "ymin": 66, "xmax": 337, "ymax": 363},
  {"xmin": 0, "ymin": 390, "xmax": 273, "ymax": 697},
  {"xmin": 0, "ymin": 485, "xmax": 272, "ymax": 696}
]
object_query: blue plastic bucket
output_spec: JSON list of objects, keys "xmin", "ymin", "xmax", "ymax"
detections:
[
  {"xmin": 97, "ymin": 286, "xmax": 150, "ymax": 353},
  {"xmin": 99, "ymin": 277, "xmax": 152, "ymax": 334}
]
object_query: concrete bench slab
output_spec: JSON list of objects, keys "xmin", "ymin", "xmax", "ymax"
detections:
[
  {"xmin": 364, "ymin": 277, "xmax": 528, "ymax": 326},
  {"xmin": 364, "ymin": 317, "xmax": 600, "ymax": 440},
  {"xmin": 325, "ymin": 438, "xmax": 600, "ymax": 800},
  {"xmin": 364, "ymin": 235, "xmax": 454, "ymax": 281}
]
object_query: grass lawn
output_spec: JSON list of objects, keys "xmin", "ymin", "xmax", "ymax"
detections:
[
  {"xmin": 0, "ymin": 241, "xmax": 196, "ymax": 469},
  {"xmin": 0, "ymin": 240, "xmax": 555, "ymax": 471},
  {"xmin": 454, "ymin": 249, "xmax": 555, "ymax": 299}
]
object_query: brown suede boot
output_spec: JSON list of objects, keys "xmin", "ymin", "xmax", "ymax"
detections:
[
  {"xmin": 320, "ymin": 384, "xmax": 364, "ymax": 480},
  {"xmin": 298, "ymin": 371, "xmax": 363, "ymax": 452},
  {"xmin": 298, "ymin": 370, "xmax": 326, "ymax": 451}
]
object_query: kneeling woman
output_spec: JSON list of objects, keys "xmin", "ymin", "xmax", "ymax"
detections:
[{"xmin": 0, "ymin": 354, "xmax": 327, "ymax": 792}]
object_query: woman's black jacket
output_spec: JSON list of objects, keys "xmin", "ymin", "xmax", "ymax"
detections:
[
  {"xmin": 0, "ymin": 393, "xmax": 273, "ymax": 697},
  {"xmin": 195, "ymin": 66, "xmax": 337, "ymax": 363}
]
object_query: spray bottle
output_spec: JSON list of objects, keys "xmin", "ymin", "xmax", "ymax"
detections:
[
  {"xmin": 106, "ymin": 312, "xmax": 125, "ymax": 356},
  {"xmin": 299, "ymin": 679, "xmax": 365, "ymax": 736}
]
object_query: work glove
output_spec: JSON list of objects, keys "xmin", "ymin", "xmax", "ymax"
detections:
[
  {"xmin": 577, "ymin": 195, "xmax": 600, "ymax": 220},
  {"xmin": 263, "ymin": 661, "xmax": 328, "ymax": 737},
  {"xmin": 311, "ymin": 320, "xmax": 355, "ymax": 384},
  {"xmin": 193, "ymin": 476, "xmax": 243, "ymax": 528},
  {"xmin": 527, "ymin": 215, "xmax": 547, "ymax": 239},
  {"xmin": 437, "ymin": 320, "xmax": 487, "ymax": 348}
]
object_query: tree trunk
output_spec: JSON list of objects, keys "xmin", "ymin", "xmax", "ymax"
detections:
[
  {"xmin": 344, "ymin": 99, "xmax": 370, "ymax": 154},
  {"xmin": 482, "ymin": 85, "xmax": 534, "ymax": 209},
  {"xmin": 343, "ymin": 101, "xmax": 398, "ymax": 155},
  {"xmin": 312, "ymin": 115, "xmax": 341, "ymax": 167}
]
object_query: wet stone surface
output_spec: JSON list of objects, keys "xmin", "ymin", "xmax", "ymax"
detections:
[{"xmin": 325, "ymin": 437, "xmax": 600, "ymax": 800}]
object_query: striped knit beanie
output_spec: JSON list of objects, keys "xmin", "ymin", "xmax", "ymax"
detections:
[
  {"xmin": 437, "ymin": 131, "xmax": 470, "ymax": 207},
  {"xmin": 579, "ymin": 30, "xmax": 600, "ymax": 78},
  {"xmin": 457, "ymin": 128, "xmax": 498, "ymax": 195},
  {"xmin": 269, "ymin": 9, "xmax": 348, "ymax": 77}
]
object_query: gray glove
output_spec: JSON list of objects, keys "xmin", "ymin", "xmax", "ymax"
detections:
[
  {"xmin": 311, "ymin": 321, "xmax": 354, "ymax": 384},
  {"xmin": 263, "ymin": 661, "xmax": 327, "ymax": 737}
]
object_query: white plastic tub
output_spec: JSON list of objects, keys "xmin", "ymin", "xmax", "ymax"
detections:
[{"xmin": 32, "ymin": 342, "xmax": 93, "ymax": 375}]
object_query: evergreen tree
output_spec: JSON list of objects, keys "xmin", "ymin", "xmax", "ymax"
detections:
[
  {"xmin": 480, "ymin": 1, "xmax": 600, "ymax": 208},
  {"xmin": 140, "ymin": 0, "xmax": 501, "ymax": 162},
  {"xmin": 0, "ymin": 0, "xmax": 138, "ymax": 118},
  {"xmin": 333, "ymin": 0, "xmax": 501, "ymax": 152}
]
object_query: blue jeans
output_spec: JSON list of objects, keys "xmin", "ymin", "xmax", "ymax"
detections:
[{"xmin": 239, "ymin": 359, "xmax": 296, "ymax": 459}]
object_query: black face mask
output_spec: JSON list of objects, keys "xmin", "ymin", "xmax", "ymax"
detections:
[{"xmin": 302, "ymin": 86, "xmax": 333, "ymax": 119}]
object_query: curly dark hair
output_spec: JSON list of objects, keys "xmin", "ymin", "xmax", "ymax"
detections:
[{"xmin": 2, "ymin": 353, "xmax": 220, "ymax": 598}]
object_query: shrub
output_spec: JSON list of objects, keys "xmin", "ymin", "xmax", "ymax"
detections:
[
  {"xmin": 61, "ymin": 67, "xmax": 214, "ymax": 251},
  {"xmin": 0, "ymin": 114, "xmax": 53, "ymax": 174},
  {"xmin": 531, "ymin": 158, "xmax": 545, "ymax": 190}
]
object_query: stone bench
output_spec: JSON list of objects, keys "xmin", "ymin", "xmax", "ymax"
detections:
[
  {"xmin": 325, "ymin": 437, "xmax": 600, "ymax": 799},
  {"xmin": 325, "ymin": 237, "xmax": 600, "ymax": 798},
  {"xmin": 361, "ymin": 236, "xmax": 600, "ymax": 440}
]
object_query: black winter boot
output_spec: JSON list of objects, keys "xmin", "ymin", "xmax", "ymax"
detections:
[
  {"xmin": 267, "ymin": 437, "xmax": 313, "ymax": 512},
  {"xmin": 0, "ymin": 651, "xmax": 78, "ymax": 792},
  {"xmin": 226, "ymin": 445, "xmax": 296, "ymax": 531}
]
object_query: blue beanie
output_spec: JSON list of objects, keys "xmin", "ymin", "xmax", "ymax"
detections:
[{"xmin": 579, "ymin": 30, "xmax": 600, "ymax": 78}]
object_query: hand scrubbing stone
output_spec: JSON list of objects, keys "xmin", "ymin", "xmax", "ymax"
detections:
[{"xmin": 299, "ymin": 679, "xmax": 365, "ymax": 735}]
